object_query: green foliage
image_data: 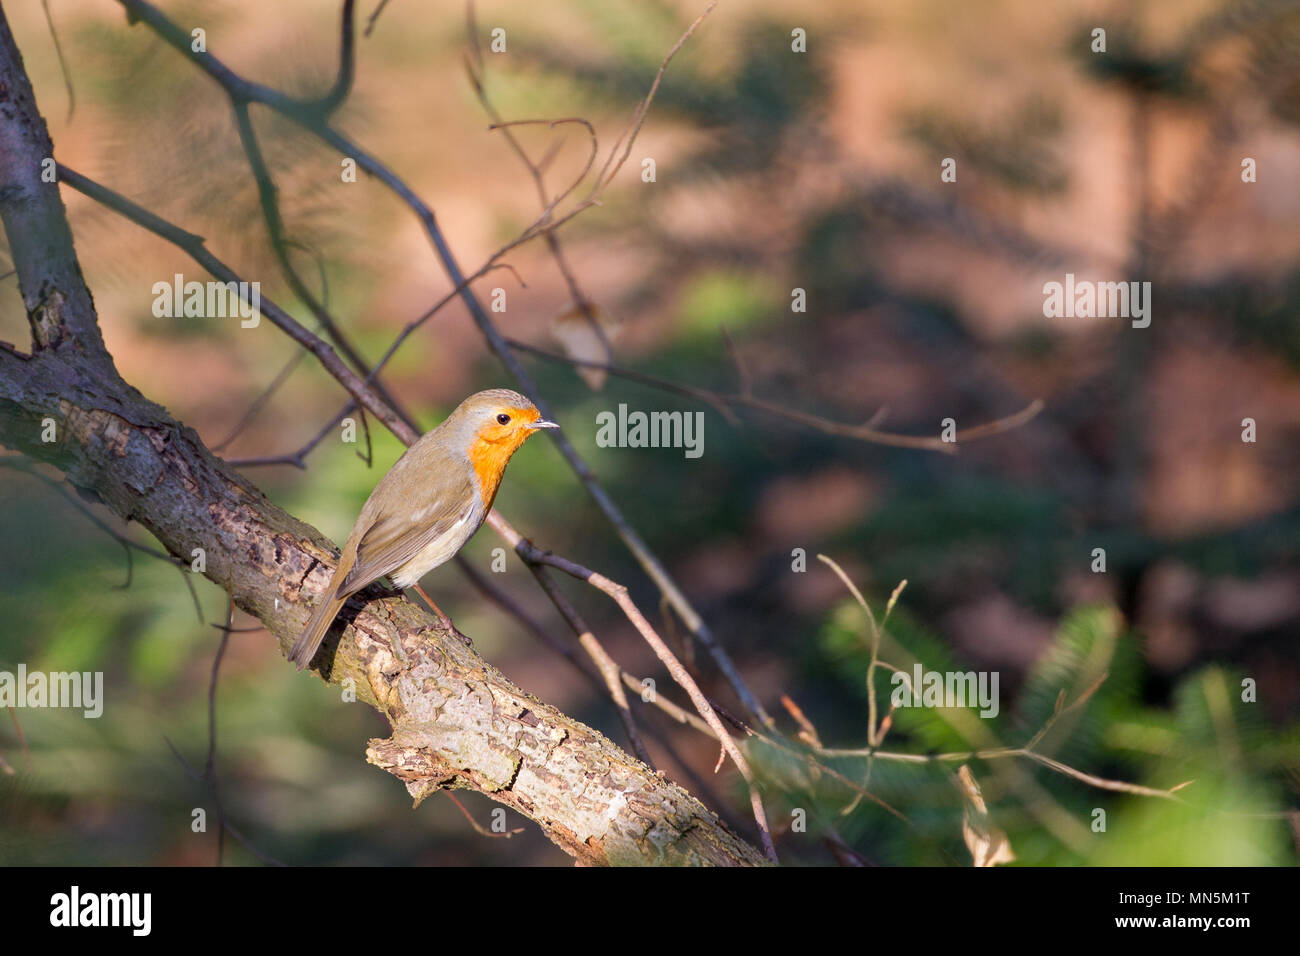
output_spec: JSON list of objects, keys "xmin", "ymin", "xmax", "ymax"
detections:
[{"xmin": 755, "ymin": 593, "xmax": 1295, "ymax": 866}]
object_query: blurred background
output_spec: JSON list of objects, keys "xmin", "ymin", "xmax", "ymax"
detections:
[{"xmin": 0, "ymin": 0, "xmax": 1297, "ymax": 865}]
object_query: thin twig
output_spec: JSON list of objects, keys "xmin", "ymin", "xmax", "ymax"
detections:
[
  {"xmin": 205, "ymin": 597, "xmax": 234, "ymax": 865},
  {"xmin": 306, "ymin": 0, "xmax": 356, "ymax": 116},
  {"xmin": 40, "ymin": 0, "xmax": 74, "ymax": 121},
  {"xmin": 231, "ymin": 99, "xmax": 416, "ymax": 434},
  {"xmin": 524, "ymin": 564, "xmax": 655, "ymax": 767},
  {"xmin": 7, "ymin": 706, "xmax": 29, "ymax": 770},
  {"xmin": 444, "ymin": 790, "xmax": 524, "ymax": 838},
  {"xmin": 164, "ymin": 738, "xmax": 286, "ymax": 866},
  {"xmin": 364, "ymin": 0, "xmax": 394, "ymax": 38},
  {"xmin": 56, "ymin": 164, "xmax": 421, "ymax": 447},
  {"xmin": 466, "ymin": 11, "xmax": 611, "ymax": 352},
  {"xmin": 456, "ymin": 556, "xmax": 715, "ymax": 740},
  {"xmin": 511, "ymin": 338, "xmax": 1045, "ymax": 453}
]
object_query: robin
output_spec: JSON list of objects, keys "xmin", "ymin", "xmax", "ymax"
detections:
[{"xmin": 288, "ymin": 388, "xmax": 557, "ymax": 670}]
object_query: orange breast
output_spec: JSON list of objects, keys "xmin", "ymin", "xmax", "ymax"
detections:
[{"xmin": 467, "ymin": 436, "xmax": 522, "ymax": 509}]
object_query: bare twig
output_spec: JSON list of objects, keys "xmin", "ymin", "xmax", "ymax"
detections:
[
  {"xmin": 456, "ymin": 556, "xmax": 715, "ymax": 742},
  {"xmin": 444, "ymin": 790, "xmax": 525, "ymax": 838},
  {"xmin": 39, "ymin": 0, "xmax": 74, "ymax": 121},
  {"xmin": 364, "ymin": 0, "xmax": 394, "ymax": 38},
  {"xmin": 205, "ymin": 597, "xmax": 235, "ymax": 865},
  {"xmin": 164, "ymin": 738, "xmax": 286, "ymax": 866},
  {"xmin": 466, "ymin": 11, "xmax": 612, "ymax": 353},
  {"xmin": 590, "ymin": 1, "xmax": 719, "ymax": 195},
  {"xmin": 231, "ymin": 98, "xmax": 416, "ymax": 434},
  {"xmin": 228, "ymin": 258, "xmax": 525, "ymax": 466},
  {"xmin": 56, "ymin": 164, "xmax": 421, "ymax": 447},
  {"xmin": 508, "ymin": 338, "xmax": 1044, "ymax": 453},
  {"xmin": 212, "ymin": 348, "xmax": 310, "ymax": 453},
  {"xmin": 524, "ymin": 563, "xmax": 655, "ymax": 767},
  {"xmin": 780, "ymin": 694, "xmax": 823, "ymax": 749},
  {"xmin": 306, "ymin": 0, "xmax": 357, "ymax": 116},
  {"xmin": 7, "ymin": 705, "xmax": 29, "ymax": 770}
]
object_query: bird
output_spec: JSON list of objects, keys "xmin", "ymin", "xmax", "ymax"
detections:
[{"xmin": 287, "ymin": 388, "xmax": 557, "ymax": 671}]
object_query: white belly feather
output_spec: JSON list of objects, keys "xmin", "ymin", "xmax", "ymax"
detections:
[{"xmin": 389, "ymin": 500, "xmax": 483, "ymax": 589}]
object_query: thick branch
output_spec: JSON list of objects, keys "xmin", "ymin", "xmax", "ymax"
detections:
[{"xmin": 0, "ymin": 11, "xmax": 106, "ymax": 359}]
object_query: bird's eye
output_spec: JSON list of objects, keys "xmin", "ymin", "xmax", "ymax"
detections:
[{"xmin": 496, "ymin": 413, "xmax": 511, "ymax": 425}]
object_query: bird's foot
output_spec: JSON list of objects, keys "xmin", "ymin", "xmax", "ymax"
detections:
[{"xmin": 412, "ymin": 583, "xmax": 473, "ymax": 648}]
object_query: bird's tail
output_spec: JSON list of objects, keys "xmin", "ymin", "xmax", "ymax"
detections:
[{"xmin": 288, "ymin": 589, "xmax": 348, "ymax": 671}]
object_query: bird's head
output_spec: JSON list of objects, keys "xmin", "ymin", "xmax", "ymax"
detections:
[
  {"xmin": 456, "ymin": 388, "xmax": 557, "ymax": 448},
  {"xmin": 445, "ymin": 389, "xmax": 557, "ymax": 500}
]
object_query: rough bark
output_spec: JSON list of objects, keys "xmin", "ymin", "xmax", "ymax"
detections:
[{"xmin": 0, "ymin": 7, "xmax": 764, "ymax": 866}]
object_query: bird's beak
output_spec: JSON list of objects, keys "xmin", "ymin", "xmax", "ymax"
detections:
[{"xmin": 529, "ymin": 419, "xmax": 559, "ymax": 430}]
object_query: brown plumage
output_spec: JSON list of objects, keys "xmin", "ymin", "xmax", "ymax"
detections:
[{"xmin": 288, "ymin": 389, "xmax": 556, "ymax": 670}]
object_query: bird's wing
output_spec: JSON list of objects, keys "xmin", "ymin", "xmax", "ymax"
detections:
[{"xmin": 337, "ymin": 468, "xmax": 480, "ymax": 595}]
